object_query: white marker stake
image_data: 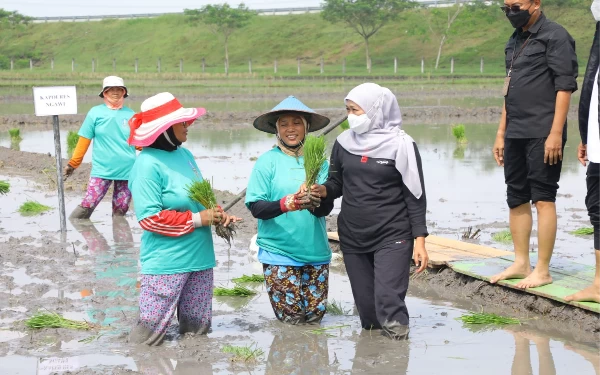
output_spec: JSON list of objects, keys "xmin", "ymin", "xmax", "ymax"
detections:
[{"xmin": 33, "ymin": 86, "xmax": 78, "ymax": 240}]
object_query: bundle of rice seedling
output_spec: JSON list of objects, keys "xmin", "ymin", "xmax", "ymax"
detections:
[
  {"xmin": 0, "ymin": 180, "xmax": 9, "ymax": 195},
  {"xmin": 25, "ymin": 312, "xmax": 95, "ymax": 330},
  {"xmin": 303, "ymin": 135, "xmax": 327, "ymax": 189},
  {"xmin": 232, "ymin": 274, "xmax": 264, "ymax": 283},
  {"xmin": 491, "ymin": 230, "xmax": 512, "ymax": 244},
  {"xmin": 458, "ymin": 311, "xmax": 520, "ymax": 325},
  {"xmin": 67, "ymin": 131, "xmax": 79, "ymax": 155},
  {"xmin": 187, "ymin": 179, "xmax": 236, "ymax": 246},
  {"xmin": 327, "ymin": 299, "xmax": 350, "ymax": 316},
  {"xmin": 8, "ymin": 128, "xmax": 22, "ymax": 141},
  {"xmin": 18, "ymin": 200, "xmax": 52, "ymax": 216},
  {"xmin": 451, "ymin": 124, "xmax": 467, "ymax": 144},
  {"xmin": 213, "ymin": 284, "xmax": 257, "ymax": 296},
  {"xmin": 222, "ymin": 344, "xmax": 264, "ymax": 362},
  {"xmin": 570, "ymin": 227, "xmax": 594, "ymax": 236}
]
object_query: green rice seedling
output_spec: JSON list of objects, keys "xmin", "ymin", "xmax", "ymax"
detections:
[
  {"xmin": 232, "ymin": 274, "xmax": 264, "ymax": 283},
  {"xmin": 67, "ymin": 131, "xmax": 79, "ymax": 155},
  {"xmin": 340, "ymin": 119, "xmax": 349, "ymax": 130},
  {"xmin": 451, "ymin": 124, "xmax": 467, "ymax": 144},
  {"xmin": 491, "ymin": 230, "xmax": 512, "ymax": 244},
  {"xmin": 18, "ymin": 200, "xmax": 52, "ymax": 216},
  {"xmin": 457, "ymin": 311, "xmax": 520, "ymax": 325},
  {"xmin": 213, "ymin": 284, "xmax": 257, "ymax": 297},
  {"xmin": 303, "ymin": 134, "xmax": 327, "ymax": 188},
  {"xmin": 327, "ymin": 299, "xmax": 350, "ymax": 316},
  {"xmin": 25, "ymin": 312, "xmax": 95, "ymax": 330},
  {"xmin": 8, "ymin": 128, "xmax": 21, "ymax": 141},
  {"xmin": 187, "ymin": 179, "xmax": 236, "ymax": 246},
  {"xmin": 0, "ymin": 180, "xmax": 9, "ymax": 195},
  {"xmin": 570, "ymin": 227, "xmax": 594, "ymax": 236},
  {"xmin": 222, "ymin": 343, "xmax": 264, "ymax": 362}
]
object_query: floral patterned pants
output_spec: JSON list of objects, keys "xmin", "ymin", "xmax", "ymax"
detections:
[
  {"xmin": 263, "ymin": 264, "xmax": 329, "ymax": 325},
  {"xmin": 129, "ymin": 269, "xmax": 213, "ymax": 346},
  {"xmin": 81, "ymin": 177, "xmax": 131, "ymax": 215}
]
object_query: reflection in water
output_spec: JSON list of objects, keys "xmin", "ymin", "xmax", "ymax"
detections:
[
  {"xmin": 136, "ymin": 357, "xmax": 213, "ymax": 375},
  {"xmin": 351, "ymin": 332, "xmax": 410, "ymax": 374},
  {"xmin": 265, "ymin": 331, "xmax": 330, "ymax": 375},
  {"xmin": 70, "ymin": 217, "xmax": 139, "ymax": 326}
]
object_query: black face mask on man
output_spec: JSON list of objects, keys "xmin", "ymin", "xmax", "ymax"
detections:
[{"xmin": 506, "ymin": 7, "xmax": 533, "ymax": 29}]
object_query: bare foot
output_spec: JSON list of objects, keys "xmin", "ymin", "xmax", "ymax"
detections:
[
  {"xmin": 490, "ymin": 263, "xmax": 531, "ymax": 284},
  {"xmin": 515, "ymin": 268, "xmax": 552, "ymax": 289},
  {"xmin": 564, "ymin": 283, "xmax": 600, "ymax": 303}
]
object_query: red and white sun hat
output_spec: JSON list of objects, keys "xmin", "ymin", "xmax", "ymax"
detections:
[{"xmin": 128, "ymin": 92, "xmax": 206, "ymax": 147}]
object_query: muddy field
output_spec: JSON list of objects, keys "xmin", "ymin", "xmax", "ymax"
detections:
[{"xmin": 1, "ymin": 143, "xmax": 599, "ymax": 374}]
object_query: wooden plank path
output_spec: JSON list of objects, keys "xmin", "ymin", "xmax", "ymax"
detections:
[{"xmin": 327, "ymin": 232, "xmax": 599, "ymax": 314}]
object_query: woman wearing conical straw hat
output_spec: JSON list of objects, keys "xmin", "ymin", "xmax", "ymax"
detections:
[
  {"xmin": 65, "ymin": 76, "xmax": 136, "ymax": 219},
  {"xmin": 311, "ymin": 83, "xmax": 429, "ymax": 340},
  {"xmin": 127, "ymin": 92, "xmax": 241, "ymax": 345},
  {"xmin": 245, "ymin": 96, "xmax": 332, "ymax": 325}
]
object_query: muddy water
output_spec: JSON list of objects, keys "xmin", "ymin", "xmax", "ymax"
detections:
[
  {"xmin": 1, "ymin": 123, "xmax": 594, "ymax": 263},
  {"xmin": 0, "ymin": 188, "xmax": 598, "ymax": 374}
]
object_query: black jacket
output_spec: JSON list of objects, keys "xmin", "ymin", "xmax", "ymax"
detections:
[{"xmin": 579, "ymin": 22, "xmax": 600, "ymax": 145}]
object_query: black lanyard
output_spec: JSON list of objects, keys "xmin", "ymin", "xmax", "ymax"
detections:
[{"xmin": 508, "ymin": 34, "xmax": 532, "ymax": 77}]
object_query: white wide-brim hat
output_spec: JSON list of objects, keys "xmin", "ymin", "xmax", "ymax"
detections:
[
  {"xmin": 99, "ymin": 75, "xmax": 128, "ymax": 98},
  {"xmin": 128, "ymin": 92, "xmax": 206, "ymax": 147}
]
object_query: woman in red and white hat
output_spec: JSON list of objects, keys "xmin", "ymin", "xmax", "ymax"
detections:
[{"xmin": 127, "ymin": 92, "xmax": 241, "ymax": 345}]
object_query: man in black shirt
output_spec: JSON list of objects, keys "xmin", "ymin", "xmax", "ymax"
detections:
[{"xmin": 491, "ymin": 0, "xmax": 578, "ymax": 288}]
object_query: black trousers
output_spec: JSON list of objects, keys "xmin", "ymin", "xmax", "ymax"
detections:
[
  {"xmin": 342, "ymin": 240, "xmax": 414, "ymax": 329},
  {"xmin": 587, "ymin": 162, "xmax": 599, "ymax": 250},
  {"xmin": 504, "ymin": 137, "xmax": 565, "ymax": 209}
]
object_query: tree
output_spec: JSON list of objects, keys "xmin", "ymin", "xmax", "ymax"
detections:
[
  {"xmin": 429, "ymin": 3, "xmax": 464, "ymax": 70},
  {"xmin": 322, "ymin": 0, "xmax": 415, "ymax": 73},
  {"xmin": 185, "ymin": 4, "xmax": 256, "ymax": 76},
  {"xmin": 0, "ymin": 9, "xmax": 33, "ymax": 27}
]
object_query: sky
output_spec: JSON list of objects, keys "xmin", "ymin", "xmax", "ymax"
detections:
[{"xmin": 3, "ymin": 0, "xmax": 323, "ymax": 18}]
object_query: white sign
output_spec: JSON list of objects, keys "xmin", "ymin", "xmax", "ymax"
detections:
[{"xmin": 33, "ymin": 86, "xmax": 78, "ymax": 117}]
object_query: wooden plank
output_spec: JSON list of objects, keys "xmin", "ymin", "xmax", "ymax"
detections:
[{"xmin": 449, "ymin": 258, "xmax": 600, "ymax": 314}]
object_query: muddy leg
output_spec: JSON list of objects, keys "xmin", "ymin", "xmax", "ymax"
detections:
[
  {"xmin": 373, "ymin": 240, "xmax": 413, "ymax": 340},
  {"xmin": 567, "ymin": 164, "xmax": 600, "ymax": 302},
  {"xmin": 177, "ymin": 268, "xmax": 213, "ymax": 335},
  {"xmin": 263, "ymin": 264, "xmax": 305, "ymax": 324},
  {"xmin": 491, "ymin": 203, "xmax": 532, "ymax": 284},
  {"xmin": 516, "ymin": 201, "xmax": 555, "ymax": 289},
  {"xmin": 343, "ymin": 252, "xmax": 381, "ymax": 330},
  {"xmin": 70, "ymin": 177, "xmax": 112, "ymax": 219},
  {"xmin": 112, "ymin": 180, "xmax": 131, "ymax": 216},
  {"xmin": 300, "ymin": 264, "xmax": 329, "ymax": 324},
  {"xmin": 129, "ymin": 273, "xmax": 189, "ymax": 346}
]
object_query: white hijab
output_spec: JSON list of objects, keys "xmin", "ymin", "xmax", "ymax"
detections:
[{"xmin": 337, "ymin": 83, "xmax": 423, "ymax": 199}]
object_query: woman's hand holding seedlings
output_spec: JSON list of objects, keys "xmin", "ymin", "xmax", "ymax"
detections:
[{"xmin": 201, "ymin": 206, "xmax": 242, "ymax": 227}]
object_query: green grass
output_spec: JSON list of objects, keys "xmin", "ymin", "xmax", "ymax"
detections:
[
  {"xmin": 67, "ymin": 130, "xmax": 79, "ymax": 155},
  {"xmin": 25, "ymin": 312, "xmax": 95, "ymax": 330},
  {"xmin": 222, "ymin": 344, "xmax": 264, "ymax": 362},
  {"xmin": 457, "ymin": 311, "xmax": 521, "ymax": 325},
  {"xmin": 492, "ymin": 230, "xmax": 512, "ymax": 244},
  {"xmin": 303, "ymin": 134, "xmax": 327, "ymax": 188},
  {"xmin": 451, "ymin": 124, "xmax": 467, "ymax": 144},
  {"xmin": 327, "ymin": 299, "xmax": 350, "ymax": 316},
  {"xmin": 231, "ymin": 274, "xmax": 264, "ymax": 283},
  {"xmin": 570, "ymin": 227, "xmax": 594, "ymax": 236},
  {"xmin": 340, "ymin": 119, "xmax": 349, "ymax": 130},
  {"xmin": 0, "ymin": 180, "xmax": 9, "ymax": 195},
  {"xmin": 0, "ymin": 6, "xmax": 594, "ymax": 76},
  {"xmin": 8, "ymin": 128, "xmax": 21, "ymax": 141},
  {"xmin": 18, "ymin": 200, "xmax": 51, "ymax": 216},
  {"xmin": 213, "ymin": 284, "xmax": 257, "ymax": 296}
]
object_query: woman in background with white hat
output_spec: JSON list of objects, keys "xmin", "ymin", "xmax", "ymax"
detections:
[
  {"xmin": 65, "ymin": 76, "xmax": 136, "ymax": 219},
  {"xmin": 311, "ymin": 83, "xmax": 429, "ymax": 340},
  {"xmin": 127, "ymin": 92, "xmax": 240, "ymax": 345},
  {"xmin": 245, "ymin": 96, "xmax": 331, "ymax": 325}
]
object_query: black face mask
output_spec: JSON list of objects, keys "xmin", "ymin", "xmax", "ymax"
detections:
[{"xmin": 506, "ymin": 8, "xmax": 533, "ymax": 29}]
